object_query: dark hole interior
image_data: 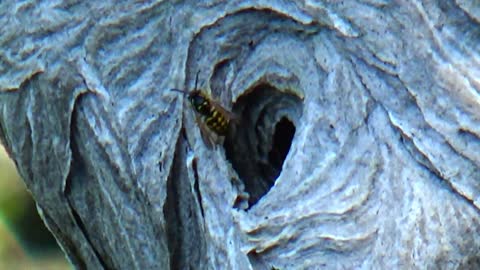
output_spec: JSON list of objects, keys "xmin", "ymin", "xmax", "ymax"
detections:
[
  {"xmin": 268, "ymin": 117, "xmax": 295, "ymax": 171},
  {"xmin": 224, "ymin": 85, "xmax": 301, "ymax": 208}
]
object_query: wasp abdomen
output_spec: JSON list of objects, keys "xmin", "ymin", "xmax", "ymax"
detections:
[{"xmin": 204, "ymin": 108, "xmax": 229, "ymax": 135}]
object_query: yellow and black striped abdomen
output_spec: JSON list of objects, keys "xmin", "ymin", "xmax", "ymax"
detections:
[{"xmin": 204, "ymin": 108, "xmax": 229, "ymax": 135}]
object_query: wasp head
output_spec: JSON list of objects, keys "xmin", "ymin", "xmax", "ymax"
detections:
[{"xmin": 188, "ymin": 90, "xmax": 210, "ymax": 115}]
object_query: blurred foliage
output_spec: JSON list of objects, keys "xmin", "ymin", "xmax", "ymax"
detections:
[{"xmin": 0, "ymin": 144, "xmax": 70, "ymax": 270}]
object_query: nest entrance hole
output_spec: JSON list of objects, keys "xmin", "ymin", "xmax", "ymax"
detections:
[{"xmin": 224, "ymin": 85, "xmax": 302, "ymax": 207}]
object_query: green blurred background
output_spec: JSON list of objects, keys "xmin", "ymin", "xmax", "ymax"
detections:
[{"xmin": 0, "ymin": 143, "xmax": 70, "ymax": 270}]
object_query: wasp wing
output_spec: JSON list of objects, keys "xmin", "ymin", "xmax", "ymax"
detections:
[{"xmin": 195, "ymin": 114, "xmax": 216, "ymax": 148}]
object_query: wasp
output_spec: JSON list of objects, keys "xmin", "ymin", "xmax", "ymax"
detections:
[{"xmin": 171, "ymin": 72, "xmax": 237, "ymax": 146}]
